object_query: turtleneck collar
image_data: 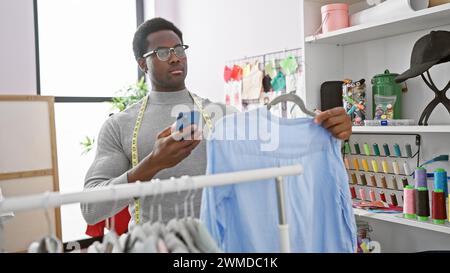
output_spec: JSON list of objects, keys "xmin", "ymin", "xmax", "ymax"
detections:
[{"xmin": 147, "ymin": 88, "xmax": 192, "ymax": 105}]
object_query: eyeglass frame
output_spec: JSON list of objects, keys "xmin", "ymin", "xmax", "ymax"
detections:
[{"xmin": 142, "ymin": 44, "xmax": 189, "ymax": 61}]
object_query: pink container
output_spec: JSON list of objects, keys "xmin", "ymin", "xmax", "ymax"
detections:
[{"xmin": 321, "ymin": 3, "xmax": 349, "ymax": 33}]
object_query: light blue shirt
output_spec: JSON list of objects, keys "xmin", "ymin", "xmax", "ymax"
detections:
[{"xmin": 200, "ymin": 107, "xmax": 356, "ymax": 253}]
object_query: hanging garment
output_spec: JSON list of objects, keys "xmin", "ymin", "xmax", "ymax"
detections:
[
  {"xmin": 242, "ymin": 61, "xmax": 264, "ymax": 100},
  {"xmin": 262, "ymin": 75, "xmax": 273, "ymax": 92},
  {"xmin": 224, "ymin": 66, "xmax": 232, "ymax": 82},
  {"xmin": 271, "ymin": 71, "xmax": 286, "ymax": 91},
  {"xmin": 200, "ymin": 107, "xmax": 357, "ymax": 253},
  {"xmin": 85, "ymin": 207, "xmax": 130, "ymax": 237},
  {"xmin": 280, "ymin": 56, "xmax": 298, "ymax": 75},
  {"xmin": 230, "ymin": 65, "xmax": 243, "ymax": 81},
  {"xmin": 265, "ymin": 60, "xmax": 277, "ymax": 78}
]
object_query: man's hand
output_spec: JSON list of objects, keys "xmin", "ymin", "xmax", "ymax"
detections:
[
  {"xmin": 127, "ymin": 125, "xmax": 202, "ymax": 183},
  {"xmin": 314, "ymin": 107, "xmax": 352, "ymax": 140}
]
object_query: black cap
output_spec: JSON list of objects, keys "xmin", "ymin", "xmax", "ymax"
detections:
[{"xmin": 395, "ymin": 30, "xmax": 450, "ymax": 83}]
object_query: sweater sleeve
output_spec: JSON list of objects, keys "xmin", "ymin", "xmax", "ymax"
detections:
[{"xmin": 80, "ymin": 117, "xmax": 133, "ymax": 225}]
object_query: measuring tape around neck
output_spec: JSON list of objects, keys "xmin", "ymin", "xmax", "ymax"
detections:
[{"xmin": 132, "ymin": 92, "xmax": 212, "ymax": 225}]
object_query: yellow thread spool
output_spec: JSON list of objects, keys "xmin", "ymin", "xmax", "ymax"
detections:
[
  {"xmin": 362, "ymin": 159, "xmax": 369, "ymax": 172},
  {"xmin": 382, "ymin": 160, "xmax": 389, "ymax": 174},
  {"xmin": 371, "ymin": 160, "xmax": 379, "ymax": 173}
]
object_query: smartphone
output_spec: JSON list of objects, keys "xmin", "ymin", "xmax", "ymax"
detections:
[{"xmin": 175, "ymin": 110, "xmax": 201, "ymax": 132}]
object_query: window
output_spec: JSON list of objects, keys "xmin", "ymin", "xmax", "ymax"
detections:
[{"xmin": 36, "ymin": 0, "xmax": 145, "ymax": 242}]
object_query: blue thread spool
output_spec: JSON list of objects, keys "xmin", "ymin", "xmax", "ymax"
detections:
[
  {"xmin": 405, "ymin": 144, "xmax": 412, "ymax": 158},
  {"xmin": 434, "ymin": 169, "xmax": 448, "ymax": 197},
  {"xmin": 415, "ymin": 167, "xmax": 427, "ymax": 188},
  {"xmin": 383, "ymin": 143, "xmax": 390, "ymax": 157},
  {"xmin": 373, "ymin": 143, "xmax": 380, "ymax": 156},
  {"xmin": 393, "ymin": 143, "xmax": 401, "ymax": 157}
]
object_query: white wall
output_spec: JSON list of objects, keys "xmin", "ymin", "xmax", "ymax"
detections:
[
  {"xmin": 153, "ymin": 0, "xmax": 304, "ymax": 103},
  {"xmin": 0, "ymin": 0, "xmax": 37, "ymax": 94}
]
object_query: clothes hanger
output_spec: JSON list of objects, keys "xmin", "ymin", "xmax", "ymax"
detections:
[
  {"xmin": 34, "ymin": 192, "xmax": 62, "ymax": 253},
  {"xmin": 267, "ymin": 91, "xmax": 316, "ymax": 117},
  {"xmin": 102, "ymin": 186, "xmax": 120, "ymax": 253}
]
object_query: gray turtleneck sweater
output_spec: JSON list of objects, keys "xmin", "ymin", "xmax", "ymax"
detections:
[{"xmin": 81, "ymin": 89, "xmax": 237, "ymax": 226}]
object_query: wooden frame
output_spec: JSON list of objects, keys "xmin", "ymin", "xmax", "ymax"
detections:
[{"xmin": 0, "ymin": 95, "xmax": 62, "ymax": 251}]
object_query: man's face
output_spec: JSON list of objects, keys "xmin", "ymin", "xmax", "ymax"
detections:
[{"xmin": 141, "ymin": 30, "xmax": 188, "ymax": 91}]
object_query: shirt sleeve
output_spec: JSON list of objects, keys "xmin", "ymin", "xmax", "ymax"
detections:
[{"xmin": 80, "ymin": 117, "xmax": 133, "ymax": 225}]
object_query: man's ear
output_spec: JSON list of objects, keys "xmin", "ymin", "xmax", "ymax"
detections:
[{"xmin": 138, "ymin": 58, "xmax": 148, "ymax": 73}]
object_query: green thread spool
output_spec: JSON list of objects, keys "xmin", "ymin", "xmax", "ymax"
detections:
[
  {"xmin": 354, "ymin": 143, "xmax": 361, "ymax": 155},
  {"xmin": 344, "ymin": 142, "xmax": 351, "ymax": 154},
  {"xmin": 405, "ymin": 144, "xmax": 413, "ymax": 158},
  {"xmin": 363, "ymin": 143, "xmax": 371, "ymax": 156},
  {"xmin": 383, "ymin": 143, "xmax": 390, "ymax": 157},
  {"xmin": 373, "ymin": 143, "xmax": 380, "ymax": 156}
]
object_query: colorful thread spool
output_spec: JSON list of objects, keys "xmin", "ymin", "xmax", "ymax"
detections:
[
  {"xmin": 359, "ymin": 188, "xmax": 367, "ymax": 201},
  {"xmin": 371, "ymin": 160, "xmax": 379, "ymax": 173},
  {"xmin": 382, "ymin": 160, "xmax": 389, "ymax": 174},
  {"xmin": 390, "ymin": 193, "xmax": 398, "ymax": 207},
  {"xmin": 344, "ymin": 157, "xmax": 350, "ymax": 170},
  {"xmin": 380, "ymin": 191, "xmax": 387, "ymax": 202},
  {"xmin": 403, "ymin": 185, "xmax": 416, "ymax": 219},
  {"xmin": 401, "ymin": 177, "xmax": 409, "ymax": 188},
  {"xmin": 373, "ymin": 143, "xmax": 380, "ymax": 156},
  {"xmin": 383, "ymin": 143, "xmax": 390, "ymax": 157},
  {"xmin": 344, "ymin": 142, "xmax": 351, "ymax": 154},
  {"xmin": 350, "ymin": 173, "xmax": 357, "ymax": 184},
  {"xmin": 360, "ymin": 174, "xmax": 367, "ymax": 186},
  {"xmin": 392, "ymin": 161, "xmax": 400, "ymax": 175},
  {"xmin": 432, "ymin": 189, "xmax": 447, "ymax": 224},
  {"xmin": 414, "ymin": 167, "xmax": 427, "ymax": 188},
  {"xmin": 381, "ymin": 176, "xmax": 388, "ymax": 189},
  {"xmin": 416, "ymin": 187, "xmax": 430, "ymax": 221},
  {"xmin": 353, "ymin": 158, "xmax": 360, "ymax": 171},
  {"xmin": 405, "ymin": 144, "xmax": 413, "ymax": 158},
  {"xmin": 392, "ymin": 177, "xmax": 399, "ymax": 190},
  {"xmin": 350, "ymin": 186, "xmax": 357, "ymax": 199},
  {"xmin": 370, "ymin": 175, "xmax": 377, "ymax": 187},
  {"xmin": 362, "ymin": 159, "xmax": 369, "ymax": 172},
  {"xmin": 369, "ymin": 190, "xmax": 376, "ymax": 202},
  {"xmin": 393, "ymin": 143, "xmax": 402, "ymax": 157},
  {"xmin": 354, "ymin": 143, "xmax": 361, "ymax": 155},
  {"xmin": 363, "ymin": 143, "xmax": 371, "ymax": 156},
  {"xmin": 434, "ymin": 168, "xmax": 448, "ymax": 197},
  {"xmin": 403, "ymin": 161, "xmax": 411, "ymax": 176}
]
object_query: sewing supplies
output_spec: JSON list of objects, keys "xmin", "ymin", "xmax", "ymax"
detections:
[
  {"xmin": 401, "ymin": 177, "xmax": 409, "ymax": 188},
  {"xmin": 370, "ymin": 175, "xmax": 377, "ymax": 187},
  {"xmin": 362, "ymin": 159, "xmax": 369, "ymax": 172},
  {"xmin": 383, "ymin": 143, "xmax": 390, "ymax": 157},
  {"xmin": 360, "ymin": 174, "xmax": 368, "ymax": 186},
  {"xmin": 390, "ymin": 193, "xmax": 398, "ymax": 207},
  {"xmin": 363, "ymin": 143, "xmax": 371, "ymax": 156},
  {"xmin": 371, "ymin": 160, "xmax": 379, "ymax": 173},
  {"xmin": 405, "ymin": 144, "xmax": 412, "ymax": 158},
  {"xmin": 403, "ymin": 185, "xmax": 416, "ymax": 219},
  {"xmin": 350, "ymin": 186, "xmax": 357, "ymax": 199},
  {"xmin": 392, "ymin": 177, "xmax": 399, "ymax": 190},
  {"xmin": 351, "ymin": 173, "xmax": 358, "ymax": 184},
  {"xmin": 354, "ymin": 143, "xmax": 361, "ymax": 155},
  {"xmin": 380, "ymin": 191, "xmax": 387, "ymax": 202},
  {"xmin": 353, "ymin": 158, "xmax": 360, "ymax": 171},
  {"xmin": 359, "ymin": 188, "xmax": 367, "ymax": 201},
  {"xmin": 403, "ymin": 162, "xmax": 411, "ymax": 176},
  {"xmin": 416, "ymin": 187, "xmax": 430, "ymax": 221},
  {"xmin": 369, "ymin": 190, "xmax": 376, "ymax": 202},
  {"xmin": 393, "ymin": 143, "xmax": 401, "ymax": 157},
  {"xmin": 392, "ymin": 161, "xmax": 400, "ymax": 175},
  {"xmin": 344, "ymin": 157, "xmax": 350, "ymax": 170},
  {"xmin": 344, "ymin": 142, "xmax": 351, "ymax": 154},
  {"xmin": 434, "ymin": 168, "xmax": 448, "ymax": 197},
  {"xmin": 414, "ymin": 167, "xmax": 428, "ymax": 188},
  {"xmin": 373, "ymin": 143, "xmax": 380, "ymax": 156},
  {"xmin": 381, "ymin": 176, "xmax": 388, "ymax": 189},
  {"xmin": 382, "ymin": 160, "xmax": 389, "ymax": 174},
  {"xmin": 432, "ymin": 189, "xmax": 446, "ymax": 224}
]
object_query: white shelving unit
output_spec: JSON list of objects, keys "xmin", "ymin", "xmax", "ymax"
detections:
[
  {"xmin": 353, "ymin": 208, "xmax": 450, "ymax": 235},
  {"xmin": 305, "ymin": 3, "xmax": 450, "ymax": 45},
  {"xmin": 352, "ymin": 125, "xmax": 450, "ymax": 133}
]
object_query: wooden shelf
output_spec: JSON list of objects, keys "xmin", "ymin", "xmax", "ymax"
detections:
[
  {"xmin": 354, "ymin": 208, "xmax": 450, "ymax": 234},
  {"xmin": 305, "ymin": 4, "xmax": 450, "ymax": 45},
  {"xmin": 352, "ymin": 125, "xmax": 450, "ymax": 133}
]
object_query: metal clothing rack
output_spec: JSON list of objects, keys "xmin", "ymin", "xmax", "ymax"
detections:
[{"xmin": 0, "ymin": 165, "xmax": 303, "ymax": 253}]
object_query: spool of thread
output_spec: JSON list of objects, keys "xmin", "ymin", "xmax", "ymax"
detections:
[
  {"xmin": 380, "ymin": 191, "xmax": 387, "ymax": 202},
  {"xmin": 403, "ymin": 161, "xmax": 412, "ymax": 176},
  {"xmin": 360, "ymin": 174, "xmax": 367, "ymax": 186},
  {"xmin": 362, "ymin": 159, "xmax": 369, "ymax": 172},
  {"xmin": 432, "ymin": 189, "xmax": 447, "ymax": 224},
  {"xmin": 381, "ymin": 176, "xmax": 388, "ymax": 189},
  {"xmin": 344, "ymin": 142, "xmax": 351, "ymax": 154},
  {"xmin": 392, "ymin": 177, "xmax": 399, "ymax": 190},
  {"xmin": 344, "ymin": 157, "xmax": 350, "ymax": 170},
  {"xmin": 434, "ymin": 168, "xmax": 448, "ymax": 197},
  {"xmin": 370, "ymin": 190, "xmax": 376, "ymax": 202},
  {"xmin": 370, "ymin": 175, "xmax": 377, "ymax": 187},
  {"xmin": 392, "ymin": 161, "xmax": 400, "ymax": 175},
  {"xmin": 371, "ymin": 160, "xmax": 379, "ymax": 173},
  {"xmin": 393, "ymin": 143, "xmax": 402, "ymax": 157},
  {"xmin": 383, "ymin": 143, "xmax": 390, "ymax": 157},
  {"xmin": 401, "ymin": 177, "xmax": 409, "ymax": 188},
  {"xmin": 373, "ymin": 143, "xmax": 380, "ymax": 156},
  {"xmin": 359, "ymin": 188, "xmax": 367, "ymax": 201},
  {"xmin": 350, "ymin": 186, "xmax": 357, "ymax": 199},
  {"xmin": 390, "ymin": 193, "xmax": 398, "ymax": 207},
  {"xmin": 416, "ymin": 187, "xmax": 430, "ymax": 221},
  {"xmin": 405, "ymin": 144, "xmax": 413, "ymax": 158},
  {"xmin": 354, "ymin": 143, "xmax": 361, "ymax": 155},
  {"xmin": 353, "ymin": 158, "xmax": 360, "ymax": 171},
  {"xmin": 363, "ymin": 143, "xmax": 371, "ymax": 156},
  {"xmin": 382, "ymin": 160, "xmax": 389, "ymax": 174},
  {"xmin": 414, "ymin": 167, "xmax": 427, "ymax": 188},
  {"xmin": 403, "ymin": 185, "xmax": 416, "ymax": 219},
  {"xmin": 350, "ymin": 173, "xmax": 357, "ymax": 184}
]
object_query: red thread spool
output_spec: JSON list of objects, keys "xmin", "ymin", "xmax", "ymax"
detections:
[
  {"xmin": 350, "ymin": 187, "xmax": 357, "ymax": 199},
  {"xmin": 380, "ymin": 191, "xmax": 386, "ymax": 202},
  {"xmin": 369, "ymin": 190, "xmax": 376, "ymax": 202},
  {"xmin": 432, "ymin": 190, "xmax": 447, "ymax": 224}
]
